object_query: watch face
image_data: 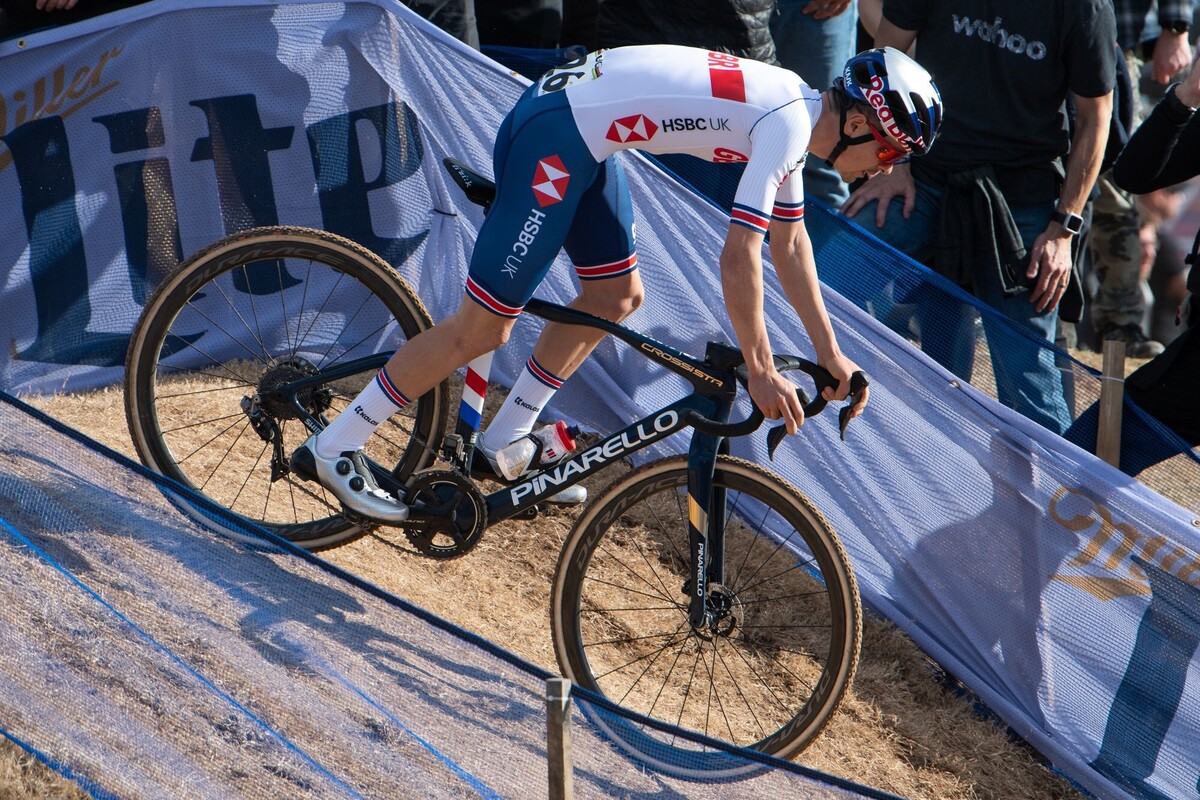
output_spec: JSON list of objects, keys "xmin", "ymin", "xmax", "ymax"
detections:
[{"xmin": 1054, "ymin": 210, "xmax": 1083, "ymax": 233}]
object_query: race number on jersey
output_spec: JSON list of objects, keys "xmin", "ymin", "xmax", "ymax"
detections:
[{"xmin": 536, "ymin": 51, "xmax": 604, "ymax": 96}]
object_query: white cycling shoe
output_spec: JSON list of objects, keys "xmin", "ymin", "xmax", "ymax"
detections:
[
  {"xmin": 290, "ymin": 433, "xmax": 410, "ymax": 524},
  {"xmin": 475, "ymin": 437, "xmax": 587, "ymax": 507}
]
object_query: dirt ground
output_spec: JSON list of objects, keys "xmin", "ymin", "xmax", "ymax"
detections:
[{"xmin": 3, "ymin": 379, "xmax": 1099, "ymax": 800}]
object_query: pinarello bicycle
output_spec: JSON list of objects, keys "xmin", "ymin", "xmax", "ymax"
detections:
[{"xmin": 124, "ymin": 157, "xmax": 864, "ymax": 777}]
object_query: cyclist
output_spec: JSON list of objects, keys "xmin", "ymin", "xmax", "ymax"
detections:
[{"xmin": 290, "ymin": 45, "xmax": 943, "ymax": 522}]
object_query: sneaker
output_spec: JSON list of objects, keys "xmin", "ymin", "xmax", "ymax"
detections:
[
  {"xmin": 475, "ymin": 436, "xmax": 587, "ymax": 506},
  {"xmin": 1101, "ymin": 324, "xmax": 1165, "ymax": 359},
  {"xmin": 290, "ymin": 434, "xmax": 410, "ymax": 523}
]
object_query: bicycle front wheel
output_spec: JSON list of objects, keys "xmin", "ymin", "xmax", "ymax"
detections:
[
  {"xmin": 551, "ymin": 455, "xmax": 861, "ymax": 778},
  {"xmin": 125, "ymin": 226, "xmax": 448, "ymax": 550}
]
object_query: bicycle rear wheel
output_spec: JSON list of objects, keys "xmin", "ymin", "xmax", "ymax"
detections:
[
  {"xmin": 125, "ymin": 226, "xmax": 448, "ymax": 550},
  {"xmin": 551, "ymin": 455, "xmax": 861, "ymax": 779}
]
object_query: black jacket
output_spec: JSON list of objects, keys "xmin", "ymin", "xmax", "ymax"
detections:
[{"xmin": 595, "ymin": 0, "xmax": 777, "ymax": 65}]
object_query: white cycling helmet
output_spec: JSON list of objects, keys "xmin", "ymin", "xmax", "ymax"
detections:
[
  {"xmin": 838, "ymin": 46, "xmax": 943, "ymax": 155},
  {"xmin": 826, "ymin": 47, "xmax": 943, "ymax": 166}
]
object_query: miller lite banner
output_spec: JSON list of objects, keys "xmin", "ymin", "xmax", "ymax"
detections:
[{"xmin": 1, "ymin": 3, "xmax": 1198, "ymax": 799}]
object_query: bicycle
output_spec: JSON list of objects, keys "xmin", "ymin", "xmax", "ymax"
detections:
[{"xmin": 124, "ymin": 157, "xmax": 864, "ymax": 776}]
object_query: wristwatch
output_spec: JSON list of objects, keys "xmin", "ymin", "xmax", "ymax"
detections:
[
  {"xmin": 1051, "ymin": 209, "xmax": 1084, "ymax": 235},
  {"xmin": 1164, "ymin": 19, "xmax": 1190, "ymax": 34}
]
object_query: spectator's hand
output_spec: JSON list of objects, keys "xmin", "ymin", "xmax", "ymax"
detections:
[
  {"xmin": 1177, "ymin": 49, "xmax": 1200, "ymax": 107},
  {"xmin": 36, "ymin": 0, "xmax": 80, "ymax": 9},
  {"xmin": 802, "ymin": 0, "xmax": 853, "ymax": 20},
  {"xmin": 820, "ymin": 354, "xmax": 870, "ymax": 421},
  {"xmin": 1152, "ymin": 30, "xmax": 1193, "ymax": 84},
  {"xmin": 840, "ymin": 162, "xmax": 915, "ymax": 228},
  {"xmin": 1026, "ymin": 227, "xmax": 1074, "ymax": 313},
  {"xmin": 1138, "ymin": 222, "xmax": 1158, "ymax": 279}
]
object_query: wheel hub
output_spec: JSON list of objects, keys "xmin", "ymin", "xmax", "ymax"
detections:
[
  {"xmin": 694, "ymin": 583, "xmax": 743, "ymax": 647},
  {"xmin": 256, "ymin": 356, "xmax": 332, "ymax": 419}
]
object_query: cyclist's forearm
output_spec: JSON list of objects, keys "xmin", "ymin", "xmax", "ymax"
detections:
[
  {"xmin": 769, "ymin": 226, "xmax": 842, "ymax": 364},
  {"xmin": 719, "ymin": 231, "xmax": 775, "ymax": 376}
]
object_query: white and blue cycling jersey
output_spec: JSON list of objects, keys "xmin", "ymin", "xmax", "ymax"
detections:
[{"xmin": 466, "ymin": 44, "xmax": 819, "ymax": 317}]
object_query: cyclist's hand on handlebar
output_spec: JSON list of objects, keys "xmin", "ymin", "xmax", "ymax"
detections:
[
  {"xmin": 821, "ymin": 355, "xmax": 870, "ymax": 422},
  {"xmin": 748, "ymin": 369, "xmax": 807, "ymax": 435}
]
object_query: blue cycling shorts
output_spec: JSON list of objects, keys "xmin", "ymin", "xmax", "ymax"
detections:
[{"xmin": 466, "ymin": 86, "xmax": 638, "ymax": 317}]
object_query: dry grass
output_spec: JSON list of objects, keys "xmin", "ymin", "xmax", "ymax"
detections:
[{"xmin": 6, "ymin": 379, "xmax": 1090, "ymax": 800}]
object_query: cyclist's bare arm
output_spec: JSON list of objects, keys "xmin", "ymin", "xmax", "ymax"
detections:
[
  {"xmin": 720, "ymin": 224, "xmax": 808, "ymax": 433},
  {"xmin": 768, "ymin": 219, "xmax": 869, "ymax": 421},
  {"xmin": 720, "ymin": 223, "xmax": 868, "ymax": 434}
]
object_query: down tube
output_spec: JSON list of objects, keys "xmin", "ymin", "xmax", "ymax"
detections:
[{"xmin": 484, "ymin": 397, "xmax": 715, "ymax": 523}]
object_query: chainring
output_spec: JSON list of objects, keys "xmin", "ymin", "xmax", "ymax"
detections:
[{"xmin": 402, "ymin": 470, "xmax": 487, "ymax": 559}]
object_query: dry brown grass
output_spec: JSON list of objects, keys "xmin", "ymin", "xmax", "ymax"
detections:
[{"xmin": 6, "ymin": 379, "xmax": 1090, "ymax": 800}]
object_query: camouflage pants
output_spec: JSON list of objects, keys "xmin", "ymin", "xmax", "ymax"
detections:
[
  {"xmin": 1089, "ymin": 51, "xmax": 1151, "ymax": 332},
  {"xmin": 1088, "ymin": 170, "xmax": 1147, "ymax": 331}
]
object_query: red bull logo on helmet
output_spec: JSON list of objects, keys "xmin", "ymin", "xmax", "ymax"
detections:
[{"xmin": 864, "ymin": 74, "xmax": 924, "ymax": 152}]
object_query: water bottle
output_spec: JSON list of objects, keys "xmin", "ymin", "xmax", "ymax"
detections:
[{"xmin": 494, "ymin": 420, "xmax": 579, "ymax": 481}]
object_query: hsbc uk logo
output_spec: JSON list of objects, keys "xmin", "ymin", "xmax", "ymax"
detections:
[
  {"xmin": 532, "ymin": 155, "xmax": 570, "ymax": 207},
  {"xmin": 662, "ymin": 117, "xmax": 729, "ymax": 133},
  {"xmin": 606, "ymin": 114, "xmax": 658, "ymax": 144}
]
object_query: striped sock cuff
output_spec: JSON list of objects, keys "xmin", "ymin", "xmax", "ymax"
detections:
[
  {"xmin": 375, "ymin": 370, "xmax": 411, "ymax": 408},
  {"xmin": 526, "ymin": 356, "xmax": 565, "ymax": 389}
]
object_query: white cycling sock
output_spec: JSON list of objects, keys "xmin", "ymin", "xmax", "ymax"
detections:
[
  {"xmin": 481, "ymin": 356, "xmax": 564, "ymax": 450},
  {"xmin": 314, "ymin": 370, "xmax": 409, "ymax": 458}
]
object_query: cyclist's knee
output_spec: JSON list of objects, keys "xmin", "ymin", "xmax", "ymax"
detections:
[
  {"xmin": 444, "ymin": 302, "xmax": 515, "ymax": 356},
  {"xmin": 580, "ymin": 274, "xmax": 643, "ymax": 321}
]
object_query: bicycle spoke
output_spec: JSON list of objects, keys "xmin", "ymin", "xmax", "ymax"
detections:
[
  {"xmin": 555, "ymin": 456, "xmax": 860, "ymax": 769},
  {"xmin": 128, "ymin": 228, "xmax": 446, "ymax": 547}
]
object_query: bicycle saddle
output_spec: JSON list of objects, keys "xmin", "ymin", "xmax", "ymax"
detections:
[{"xmin": 444, "ymin": 158, "xmax": 496, "ymax": 209}]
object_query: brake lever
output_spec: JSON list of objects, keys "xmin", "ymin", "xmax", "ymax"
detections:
[
  {"xmin": 765, "ymin": 369, "xmax": 870, "ymax": 459},
  {"xmin": 837, "ymin": 370, "xmax": 871, "ymax": 441},
  {"xmin": 765, "ymin": 389, "xmax": 809, "ymax": 460}
]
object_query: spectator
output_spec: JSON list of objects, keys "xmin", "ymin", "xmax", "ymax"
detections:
[
  {"xmin": 1137, "ymin": 185, "xmax": 1192, "ymax": 345},
  {"xmin": 0, "ymin": 0, "xmax": 148, "ymax": 37},
  {"xmin": 476, "ymin": 0, "xmax": 561, "ymax": 49},
  {"xmin": 771, "ymin": 0, "xmax": 860, "ymax": 207},
  {"xmin": 594, "ymin": 0, "xmax": 777, "ymax": 64},
  {"xmin": 1110, "ymin": 52, "xmax": 1200, "ymax": 447},
  {"xmin": 841, "ymin": 0, "xmax": 1116, "ymax": 435},
  {"xmin": 1086, "ymin": 0, "xmax": 1193, "ymax": 358},
  {"xmin": 402, "ymin": 0, "xmax": 478, "ymax": 48},
  {"xmin": 561, "ymin": 0, "xmax": 599, "ymax": 49}
]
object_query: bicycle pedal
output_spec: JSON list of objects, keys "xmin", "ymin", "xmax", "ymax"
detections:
[
  {"xmin": 339, "ymin": 507, "xmax": 380, "ymax": 532},
  {"xmin": 514, "ymin": 505, "xmax": 540, "ymax": 520}
]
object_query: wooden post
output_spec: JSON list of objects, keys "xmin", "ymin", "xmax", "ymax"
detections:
[
  {"xmin": 547, "ymin": 677, "xmax": 574, "ymax": 800},
  {"xmin": 1096, "ymin": 339, "xmax": 1126, "ymax": 467}
]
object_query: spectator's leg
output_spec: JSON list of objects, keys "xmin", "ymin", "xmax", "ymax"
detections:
[
  {"xmin": 975, "ymin": 201, "xmax": 1073, "ymax": 434},
  {"xmin": 771, "ymin": 0, "xmax": 857, "ymax": 208},
  {"xmin": 844, "ymin": 179, "xmax": 982, "ymax": 377},
  {"xmin": 1089, "ymin": 172, "xmax": 1163, "ymax": 357}
]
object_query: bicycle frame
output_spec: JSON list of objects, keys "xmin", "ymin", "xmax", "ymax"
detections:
[{"xmin": 270, "ymin": 297, "xmax": 779, "ymax": 629}]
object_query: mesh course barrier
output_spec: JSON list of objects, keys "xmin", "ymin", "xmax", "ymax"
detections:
[
  {"xmin": 0, "ymin": 391, "xmax": 895, "ymax": 799},
  {"xmin": 2, "ymin": 3, "xmax": 1199, "ymax": 798}
]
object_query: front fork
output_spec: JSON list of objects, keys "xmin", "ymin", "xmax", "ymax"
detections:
[{"xmin": 686, "ymin": 428, "xmax": 731, "ymax": 631}]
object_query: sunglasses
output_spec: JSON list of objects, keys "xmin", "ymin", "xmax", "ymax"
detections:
[{"xmin": 865, "ymin": 123, "xmax": 909, "ymax": 167}]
